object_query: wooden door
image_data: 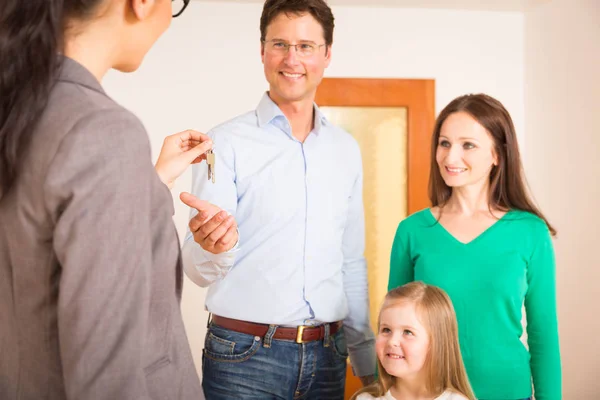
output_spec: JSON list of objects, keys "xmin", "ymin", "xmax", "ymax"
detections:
[{"xmin": 315, "ymin": 78, "xmax": 435, "ymax": 399}]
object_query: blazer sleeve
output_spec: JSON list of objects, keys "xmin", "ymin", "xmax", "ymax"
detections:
[{"xmin": 44, "ymin": 108, "xmax": 155, "ymax": 399}]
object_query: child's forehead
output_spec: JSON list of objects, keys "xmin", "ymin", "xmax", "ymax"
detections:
[
  {"xmin": 379, "ymin": 299, "xmax": 430, "ymax": 330},
  {"xmin": 382, "ymin": 298, "xmax": 416, "ymax": 310},
  {"xmin": 380, "ymin": 300, "xmax": 421, "ymax": 320}
]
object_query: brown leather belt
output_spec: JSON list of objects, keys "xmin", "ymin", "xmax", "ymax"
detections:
[{"xmin": 211, "ymin": 315, "xmax": 342, "ymax": 344}]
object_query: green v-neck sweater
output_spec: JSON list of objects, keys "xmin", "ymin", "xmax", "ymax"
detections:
[{"xmin": 388, "ymin": 209, "xmax": 561, "ymax": 400}]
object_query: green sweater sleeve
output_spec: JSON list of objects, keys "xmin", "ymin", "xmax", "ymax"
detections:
[
  {"xmin": 525, "ymin": 225, "xmax": 562, "ymax": 400},
  {"xmin": 388, "ymin": 221, "xmax": 414, "ymax": 291}
]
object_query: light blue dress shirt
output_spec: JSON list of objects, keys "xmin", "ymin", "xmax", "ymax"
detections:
[{"xmin": 182, "ymin": 93, "xmax": 375, "ymax": 376}]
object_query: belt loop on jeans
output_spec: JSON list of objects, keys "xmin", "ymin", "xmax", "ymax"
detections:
[
  {"xmin": 206, "ymin": 312, "xmax": 212, "ymax": 329},
  {"xmin": 323, "ymin": 323, "xmax": 331, "ymax": 347},
  {"xmin": 263, "ymin": 325, "xmax": 277, "ymax": 348}
]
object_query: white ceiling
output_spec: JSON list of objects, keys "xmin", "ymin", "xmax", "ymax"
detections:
[{"xmin": 198, "ymin": 0, "xmax": 551, "ymax": 12}]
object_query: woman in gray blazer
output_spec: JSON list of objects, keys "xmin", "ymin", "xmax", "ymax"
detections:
[{"xmin": 0, "ymin": 1, "xmax": 210, "ymax": 399}]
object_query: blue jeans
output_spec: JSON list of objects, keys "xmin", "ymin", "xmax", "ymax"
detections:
[{"xmin": 202, "ymin": 322, "xmax": 348, "ymax": 399}]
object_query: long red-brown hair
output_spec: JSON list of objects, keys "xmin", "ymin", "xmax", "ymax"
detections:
[{"xmin": 429, "ymin": 93, "xmax": 556, "ymax": 235}]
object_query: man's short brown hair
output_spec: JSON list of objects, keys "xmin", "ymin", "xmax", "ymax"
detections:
[{"xmin": 260, "ymin": 0, "xmax": 335, "ymax": 46}]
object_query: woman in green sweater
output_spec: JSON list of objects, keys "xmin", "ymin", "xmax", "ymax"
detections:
[{"xmin": 388, "ymin": 94, "xmax": 561, "ymax": 400}]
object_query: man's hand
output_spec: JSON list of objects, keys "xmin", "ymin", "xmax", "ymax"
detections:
[
  {"xmin": 155, "ymin": 130, "xmax": 212, "ymax": 189},
  {"xmin": 180, "ymin": 192, "xmax": 238, "ymax": 254}
]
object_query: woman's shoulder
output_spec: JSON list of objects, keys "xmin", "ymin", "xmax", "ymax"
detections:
[
  {"xmin": 396, "ymin": 208, "xmax": 433, "ymax": 231},
  {"xmin": 503, "ymin": 209, "xmax": 550, "ymax": 235},
  {"xmin": 47, "ymin": 84, "xmax": 146, "ymax": 147}
]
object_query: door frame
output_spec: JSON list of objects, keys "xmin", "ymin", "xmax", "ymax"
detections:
[
  {"xmin": 315, "ymin": 78, "xmax": 435, "ymax": 399},
  {"xmin": 315, "ymin": 78, "xmax": 435, "ymax": 214}
]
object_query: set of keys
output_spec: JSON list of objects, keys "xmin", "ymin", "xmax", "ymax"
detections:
[{"xmin": 206, "ymin": 149, "xmax": 215, "ymax": 183}]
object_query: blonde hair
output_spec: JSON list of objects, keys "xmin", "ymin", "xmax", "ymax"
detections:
[{"xmin": 351, "ymin": 282, "xmax": 475, "ymax": 400}]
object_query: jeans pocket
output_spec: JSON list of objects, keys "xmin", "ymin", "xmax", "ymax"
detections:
[
  {"xmin": 331, "ymin": 328, "xmax": 349, "ymax": 359},
  {"xmin": 204, "ymin": 325, "xmax": 261, "ymax": 363}
]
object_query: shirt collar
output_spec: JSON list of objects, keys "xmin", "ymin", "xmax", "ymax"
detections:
[
  {"xmin": 256, "ymin": 92, "xmax": 329, "ymax": 136},
  {"xmin": 256, "ymin": 92, "xmax": 285, "ymax": 128},
  {"xmin": 58, "ymin": 56, "xmax": 106, "ymax": 96},
  {"xmin": 312, "ymin": 103, "xmax": 328, "ymax": 134}
]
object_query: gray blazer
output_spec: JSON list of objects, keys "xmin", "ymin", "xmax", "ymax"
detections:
[{"xmin": 0, "ymin": 57, "xmax": 203, "ymax": 399}]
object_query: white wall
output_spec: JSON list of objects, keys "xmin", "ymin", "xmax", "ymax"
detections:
[
  {"xmin": 524, "ymin": 0, "xmax": 600, "ymax": 397},
  {"xmin": 102, "ymin": 2, "xmax": 525, "ymax": 377}
]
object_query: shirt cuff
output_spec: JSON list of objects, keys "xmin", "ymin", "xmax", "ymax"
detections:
[
  {"xmin": 349, "ymin": 342, "xmax": 377, "ymax": 377},
  {"xmin": 181, "ymin": 236, "xmax": 240, "ymax": 287},
  {"xmin": 193, "ymin": 237, "xmax": 238, "ymax": 268}
]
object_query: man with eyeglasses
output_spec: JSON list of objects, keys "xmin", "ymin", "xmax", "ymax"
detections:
[{"xmin": 181, "ymin": 0, "xmax": 376, "ymax": 398}]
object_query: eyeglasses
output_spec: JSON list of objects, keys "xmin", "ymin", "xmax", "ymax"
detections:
[
  {"xmin": 172, "ymin": 0, "xmax": 190, "ymax": 18},
  {"xmin": 262, "ymin": 40, "xmax": 326, "ymax": 58}
]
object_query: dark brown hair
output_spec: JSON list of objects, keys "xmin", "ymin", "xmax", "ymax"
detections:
[
  {"xmin": 260, "ymin": 0, "xmax": 334, "ymax": 47},
  {"xmin": 0, "ymin": 0, "xmax": 103, "ymax": 199},
  {"xmin": 429, "ymin": 93, "xmax": 556, "ymax": 235}
]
